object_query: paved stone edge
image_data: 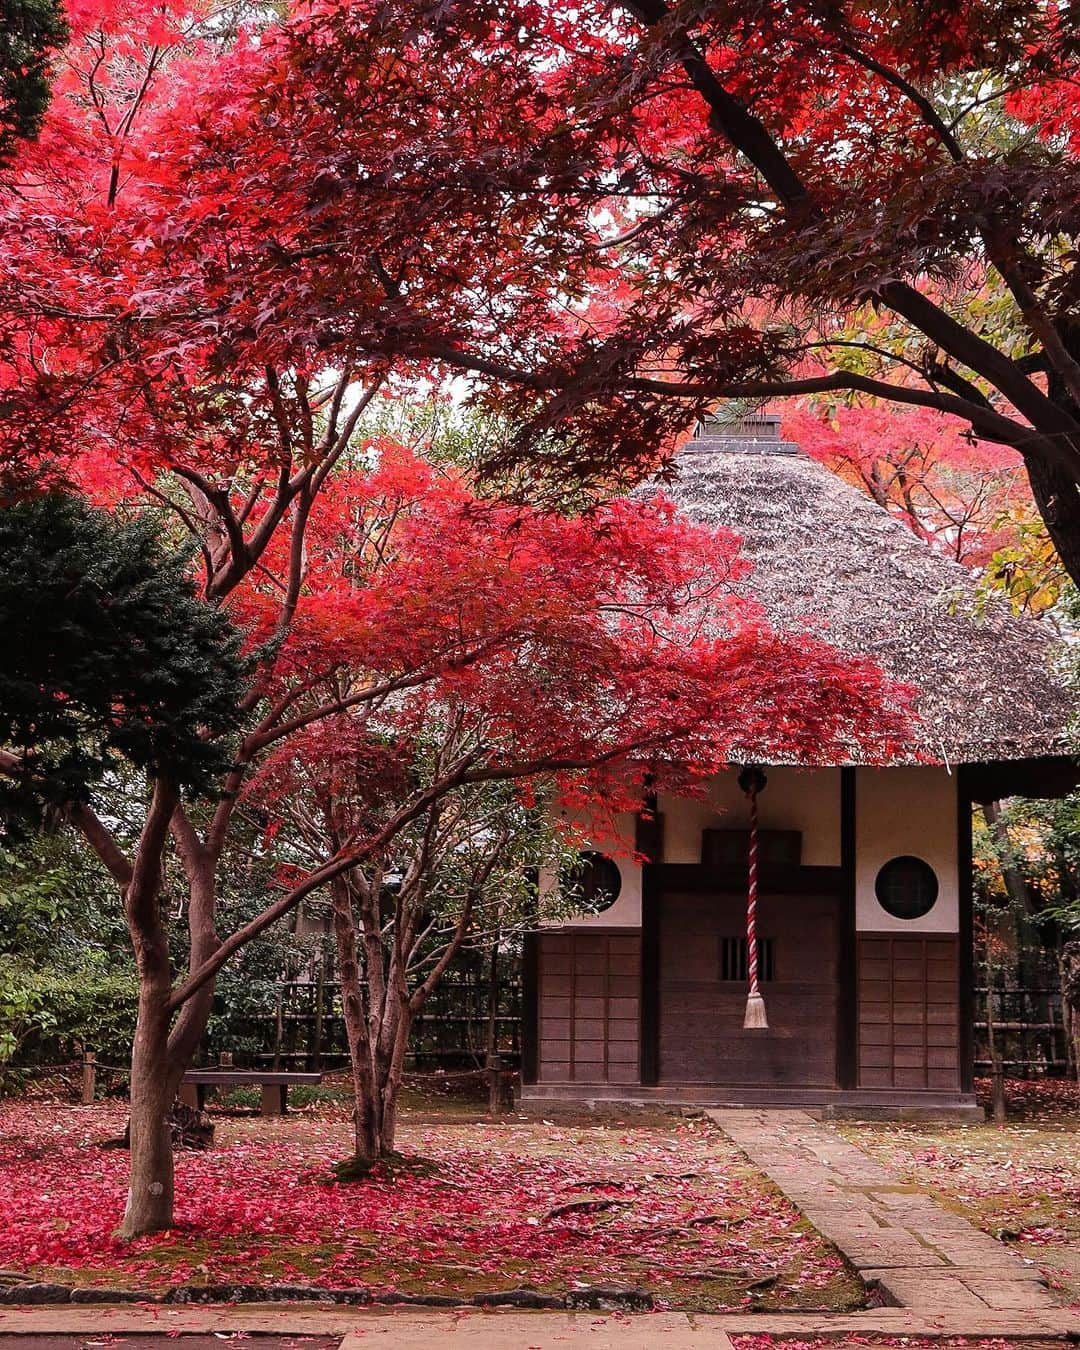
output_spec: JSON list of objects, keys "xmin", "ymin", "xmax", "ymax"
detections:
[
  {"xmin": 0, "ymin": 1283, "xmax": 653, "ymax": 1312},
  {"xmin": 0, "ymin": 1304, "xmax": 1077, "ymax": 1339}
]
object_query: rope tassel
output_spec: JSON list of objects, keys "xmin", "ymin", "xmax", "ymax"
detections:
[{"xmin": 739, "ymin": 767, "xmax": 769, "ymax": 1031}]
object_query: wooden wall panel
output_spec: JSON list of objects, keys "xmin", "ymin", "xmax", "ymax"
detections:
[
  {"xmin": 536, "ymin": 931, "xmax": 641, "ymax": 1084},
  {"xmin": 857, "ymin": 934, "xmax": 960, "ymax": 1090},
  {"xmin": 659, "ymin": 889, "xmax": 840, "ymax": 1088}
]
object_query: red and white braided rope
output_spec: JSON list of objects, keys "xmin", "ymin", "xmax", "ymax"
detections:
[{"xmin": 746, "ymin": 785, "xmax": 760, "ymax": 996}]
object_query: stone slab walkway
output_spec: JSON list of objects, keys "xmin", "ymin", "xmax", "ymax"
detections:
[
  {"xmin": 709, "ymin": 1108, "xmax": 1077, "ymax": 1326},
  {"xmin": 4, "ymin": 1303, "xmax": 1080, "ymax": 1344},
  {"xmin": 5, "ymin": 1309, "xmax": 722, "ymax": 1348}
]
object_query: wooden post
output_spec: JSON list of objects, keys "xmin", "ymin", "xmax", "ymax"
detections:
[
  {"xmin": 311, "ymin": 945, "xmax": 326, "ymax": 1070},
  {"xmin": 219, "ymin": 1051, "xmax": 233, "ymax": 1068},
  {"xmin": 272, "ymin": 981, "xmax": 285, "ymax": 1072},
  {"xmin": 486, "ymin": 1051, "xmax": 503, "ymax": 1115},
  {"xmin": 985, "ymin": 925, "xmax": 1007, "ymax": 1124},
  {"xmin": 485, "ymin": 933, "xmax": 501, "ymax": 1065},
  {"xmin": 261, "ymin": 1083, "xmax": 287, "ymax": 1117},
  {"xmin": 81, "ymin": 1050, "xmax": 96, "ymax": 1105}
]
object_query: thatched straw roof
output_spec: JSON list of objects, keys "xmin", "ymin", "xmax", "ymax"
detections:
[{"xmin": 659, "ymin": 416, "xmax": 1074, "ymax": 768}]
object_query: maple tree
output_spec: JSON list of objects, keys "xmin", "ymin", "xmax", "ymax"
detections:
[
  {"xmin": 781, "ymin": 400, "xmax": 1067, "ymax": 614},
  {"xmin": 0, "ymin": 441, "xmax": 911, "ymax": 1239},
  {"xmin": 242, "ymin": 445, "xmax": 910, "ymax": 1168},
  {"xmin": 250, "ymin": 721, "xmax": 572, "ymax": 1167},
  {"xmin": 183, "ymin": 0, "xmax": 1079, "ymax": 590},
  {"xmin": 781, "ymin": 404, "xmax": 1026, "ymax": 571},
  {"xmin": 6, "ymin": 1, "xmax": 1080, "ymax": 554},
  {"xmin": 0, "ymin": 0, "xmax": 913, "ymax": 1240}
]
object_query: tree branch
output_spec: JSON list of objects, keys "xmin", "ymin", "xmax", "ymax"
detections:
[
  {"xmin": 620, "ymin": 1, "xmax": 1080, "ymax": 473},
  {"xmin": 163, "ymin": 752, "xmax": 486, "ymax": 1013},
  {"xmin": 0, "ymin": 751, "xmax": 135, "ymax": 887}
]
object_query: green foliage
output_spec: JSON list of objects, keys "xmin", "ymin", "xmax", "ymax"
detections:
[
  {"xmin": 974, "ymin": 793, "xmax": 1080, "ymax": 936},
  {"xmin": 0, "ymin": 0, "xmax": 68, "ymax": 165},
  {"xmin": 0, "ymin": 492, "xmax": 248, "ymax": 828},
  {"xmin": 0, "ymin": 832, "xmax": 127, "ymax": 961},
  {"xmin": 204, "ymin": 929, "xmax": 321, "ymax": 1063},
  {"xmin": 352, "ymin": 395, "xmax": 599, "ymax": 510},
  {"xmin": 20, "ymin": 965, "xmax": 137, "ymax": 1062},
  {"xmin": 0, "ymin": 832, "xmax": 136, "ymax": 1079},
  {"xmin": 0, "ymin": 961, "xmax": 52, "ymax": 1065}
]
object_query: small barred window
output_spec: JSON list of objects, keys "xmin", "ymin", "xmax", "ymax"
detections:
[{"xmin": 720, "ymin": 936, "xmax": 774, "ymax": 982}]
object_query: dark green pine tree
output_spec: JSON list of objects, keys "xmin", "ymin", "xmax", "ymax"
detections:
[
  {"xmin": 0, "ymin": 492, "xmax": 247, "ymax": 826},
  {"xmin": 0, "ymin": 0, "xmax": 69, "ymax": 165}
]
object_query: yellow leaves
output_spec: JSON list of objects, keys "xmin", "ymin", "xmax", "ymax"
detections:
[{"xmin": 980, "ymin": 507, "xmax": 1066, "ymax": 618}]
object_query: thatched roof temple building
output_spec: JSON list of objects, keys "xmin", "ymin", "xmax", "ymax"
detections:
[{"xmin": 521, "ymin": 415, "xmax": 1076, "ymax": 1114}]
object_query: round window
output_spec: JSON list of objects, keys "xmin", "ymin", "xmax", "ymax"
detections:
[
  {"xmin": 561, "ymin": 851, "xmax": 622, "ymax": 913},
  {"xmin": 874, "ymin": 855, "xmax": 939, "ymax": 920}
]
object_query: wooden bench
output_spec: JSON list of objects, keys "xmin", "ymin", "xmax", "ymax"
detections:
[{"xmin": 180, "ymin": 1069, "xmax": 322, "ymax": 1117}]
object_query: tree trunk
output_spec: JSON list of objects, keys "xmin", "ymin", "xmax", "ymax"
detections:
[
  {"xmin": 1023, "ymin": 344, "xmax": 1080, "ymax": 588},
  {"xmin": 329, "ymin": 876, "xmax": 385, "ymax": 1164},
  {"xmin": 328, "ymin": 854, "xmax": 472, "ymax": 1168},
  {"xmin": 1025, "ymin": 457, "xmax": 1080, "ymax": 588},
  {"xmin": 1060, "ymin": 938, "xmax": 1080, "ymax": 1086},
  {"xmin": 121, "ymin": 825, "xmax": 219, "ymax": 1239},
  {"xmin": 328, "ymin": 870, "xmax": 417, "ymax": 1163},
  {"xmin": 982, "ymin": 803, "xmax": 1034, "ymax": 917},
  {"xmin": 119, "ymin": 994, "xmax": 178, "ymax": 1238},
  {"xmin": 117, "ymin": 779, "xmax": 184, "ymax": 1239},
  {"xmin": 378, "ymin": 1004, "xmax": 414, "ymax": 1156}
]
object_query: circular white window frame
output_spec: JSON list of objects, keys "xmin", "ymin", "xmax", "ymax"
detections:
[
  {"xmin": 562, "ymin": 851, "xmax": 623, "ymax": 913},
  {"xmin": 874, "ymin": 854, "xmax": 939, "ymax": 921}
]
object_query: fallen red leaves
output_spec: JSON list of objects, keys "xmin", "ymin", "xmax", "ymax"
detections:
[
  {"xmin": 973, "ymin": 1076, "xmax": 1080, "ymax": 1123},
  {"xmin": 0, "ymin": 1100, "xmax": 856, "ymax": 1310}
]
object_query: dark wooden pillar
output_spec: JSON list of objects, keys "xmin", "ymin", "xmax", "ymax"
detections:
[
  {"xmin": 521, "ymin": 930, "xmax": 539, "ymax": 1085},
  {"xmin": 634, "ymin": 793, "xmax": 665, "ymax": 863},
  {"xmin": 639, "ymin": 868, "xmax": 661, "ymax": 1085},
  {"xmin": 957, "ymin": 767, "xmax": 975, "ymax": 1094},
  {"xmin": 260, "ymin": 1083, "xmax": 287, "ymax": 1116},
  {"xmin": 636, "ymin": 790, "xmax": 663, "ymax": 1087},
  {"xmin": 837, "ymin": 768, "xmax": 858, "ymax": 1089}
]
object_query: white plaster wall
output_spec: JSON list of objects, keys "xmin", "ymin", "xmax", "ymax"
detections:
[
  {"xmin": 546, "ymin": 766, "xmax": 841, "ymax": 929},
  {"xmin": 855, "ymin": 765, "xmax": 958, "ymax": 933},
  {"xmin": 536, "ymin": 812, "xmax": 644, "ymax": 929},
  {"xmin": 660, "ymin": 766, "xmax": 841, "ymax": 867}
]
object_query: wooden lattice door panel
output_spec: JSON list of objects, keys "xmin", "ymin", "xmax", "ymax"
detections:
[
  {"xmin": 857, "ymin": 934, "xmax": 960, "ymax": 1090},
  {"xmin": 658, "ymin": 888, "xmax": 839, "ymax": 1087},
  {"xmin": 536, "ymin": 931, "xmax": 640, "ymax": 1084}
]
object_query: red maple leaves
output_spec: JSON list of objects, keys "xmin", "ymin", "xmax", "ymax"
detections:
[{"xmin": 0, "ymin": 1098, "xmax": 849, "ymax": 1306}]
